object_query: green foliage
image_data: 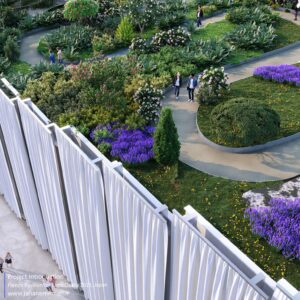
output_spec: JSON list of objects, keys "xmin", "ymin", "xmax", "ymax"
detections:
[
  {"xmin": 190, "ymin": 38, "xmax": 234, "ymax": 66},
  {"xmin": 4, "ymin": 37, "xmax": 20, "ymax": 62},
  {"xmin": 57, "ymin": 105, "xmax": 119, "ymax": 132},
  {"xmin": 122, "ymin": 0, "xmax": 160, "ymax": 32},
  {"xmin": 0, "ymin": 28, "xmax": 20, "ymax": 56},
  {"xmin": 6, "ymin": 72, "xmax": 31, "ymax": 92},
  {"xmin": 125, "ymin": 112, "xmax": 147, "ymax": 129},
  {"xmin": 226, "ymin": 6, "xmax": 278, "ymax": 25},
  {"xmin": 0, "ymin": 56, "xmax": 11, "ymax": 74},
  {"xmin": 133, "ymin": 84, "xmax": 163, "ymax": 123},
  {"xmin": 115, "ymin": 17, "xmax": 135, "ymax": 46},
  {"xmin": 124, "ymin": 73, "xmax": 170, "ymax": 97},
  {"xmin": 92, "ymin": 34, "xmax": 115, "ymax": 54},
  {"xmin": 63, "ymin": 0, "xmax": 99, "ymax": 21},
  {"xmin": 226, "ymin": 22, "xmax": 276, "ymax": 50},
  {"xmin": 197, "ymin": 66, "xmax": 229, "ymax": 105},
  {"xmin": 19, "ymin": 9, "xmax": 66, "ymax": 31},
  {"xmin": 23, "ymin": 72, "xmax": 84, "ymax": 121},
  {"xmin": 154, "ymin": 108, "xmax": 180, "ymax": 165},
  {"xmin": 63, "ymin": 46, "xmax": 80, "ymax": 61},
  {"xmin": 210, "ymin": 97, "xmax": 280, "ymax": 146},
  {"xmin": 202, "ymin": 4, "xmax": 218, "ymax": 16},
  {"xmin": 30, "ymin": 61, "xmax": 64, "ymax": 79},
  {"xmin": 41, "ymin": 24, "xmax": 95, "ymax": 52},
  {"xmin": 0, "ymin": 6, "xmax": 25, "ymax": 27},
  {"xmin": 156, "ymin": 12, "xmax": 185, "ymax": 30}
]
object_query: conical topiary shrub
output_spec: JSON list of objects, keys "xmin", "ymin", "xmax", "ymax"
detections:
[{"xmin": 154, "ymin": 108, "xmax": 180, "ymax": 165}]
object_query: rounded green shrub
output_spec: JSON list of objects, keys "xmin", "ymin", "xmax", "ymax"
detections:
[
  {"xmin": 154, "ymin": 108, "xmax": 180, "ymax": 165},
  {"xmin": 4, "ymin": 37, "xmax": 20, "ymax": 62},
  {"xmin": 210, "ymin": 98, "xmax": 280, "ymax": 147},
  {"xmin": 63, "ymin": 0, "xmax": 99, "ymax": 21}
]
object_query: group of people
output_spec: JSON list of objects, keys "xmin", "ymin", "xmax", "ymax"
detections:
[
  {"xmin": 49, "ymin": 48, "xmax": 63, "ymax": 64},
  {"xmin": 173, "ymin": 72, "xmax": 198, "ymax": 102},
  {"xmin": 0, "ymin": 252, "xmax": 12, "ymax": 273},
  {"xmin": 42, "ymin": 274, "xmax": 57, "ymax": 293}
]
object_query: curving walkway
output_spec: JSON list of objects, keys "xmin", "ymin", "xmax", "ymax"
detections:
[
  {"xmin": 164, "ymin": 13, "xmax": 300, "ymax": 182},
  {"xmin": 20, "ymin": 28, "xmax": 57, "ymax": 65}
]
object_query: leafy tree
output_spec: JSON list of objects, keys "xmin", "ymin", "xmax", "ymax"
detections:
[
  {"xmin": 64, "ymin": 0, "xmax": 99, "ymax": 21},
  {"xmin": 122, "ymin": 0, "xmax": 160, "ymax": 32},
  {"xmin": 115, "ymin": 16, "xmax": 134, "ymax": 45},
  {"xmin": 154, "ymin": 108, "xmax": 180, "ymax": 165}
]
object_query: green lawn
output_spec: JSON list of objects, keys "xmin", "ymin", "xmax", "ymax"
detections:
[
  {"xmin": 198, "ymin": 77, "xmax": 300, "ymax": 146},
  {"xmin": 128, "ymin": 161, "xmax": 300, "ymax": 288},
  {"xmin": 274, "ymin": 18, "xmax": 300, "ymax": 49}
]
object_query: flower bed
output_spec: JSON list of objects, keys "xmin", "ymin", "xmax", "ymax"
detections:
[
  {"xmin": 254, "ymin": 65, "xmax": 300, "ymax": 86},
  {"xmin": 245, "ymin": 198, "xmax": 300, "ymax": 259},
  {"xmin": 90, "ymin": 123, "xmax": 155, "ymax": 164}
]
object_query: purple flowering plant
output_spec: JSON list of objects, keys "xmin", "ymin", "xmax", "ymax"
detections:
[
  {"xmin": 245, "ymin": 198, "xmax": 300, "ymax": 259},
  {"xmin": 253, "ymin": 65, "xmax": 300, "ymax": 86},
  {"xmin": 90, "ymin": 122, "xmax": 155, "ymax": 164}
]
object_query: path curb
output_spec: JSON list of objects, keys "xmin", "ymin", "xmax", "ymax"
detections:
[{"xmin": 224, "ymin": 41, "xmax": 300, "ymax": 71}]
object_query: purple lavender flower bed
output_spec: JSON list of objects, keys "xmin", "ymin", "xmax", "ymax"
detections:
[
  {"xmin": 90, "ymin": 122, "xmax": 155, "ymax": 164},
  {"xmin": 245, "ymin": 198, "xmax": 300, "ymax": 259},
  {"xmin": 253, "ymin": 65, "xmax": 300, "ymax": 86}
]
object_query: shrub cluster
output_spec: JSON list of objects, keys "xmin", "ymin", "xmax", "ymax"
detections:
[
  {"xmin": 133, "ymin": 84, "xmax": 163, "ymax": 123},
  {"xmin": 226, "ymin": 22, "xmax": 276, "ymax": 50},
  {"xmin": 210, "ymin": 97, "xmax": 280, "ymax": 146},
  {"xmin": 226, "ymin": 6, "xmax": 278, "ymax": 25},
  {"xmin": 130, "ymin": 27, "xmax": 190, "ymax": 53},
  {"xmin": 197, "ymin": 67, "xmax": 229, "ymax": 105},
  {"xmin": 41, "ymin": 24, "xmax": 95, "ymax": 52}
]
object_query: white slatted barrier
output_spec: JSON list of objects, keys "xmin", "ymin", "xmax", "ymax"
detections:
[
  {"xmin": 55, "ymin": 126, "xmax": 115, "ymax": 300},
  {"xmin": 17, "ymin": 99, "xmax": 78, "ymax": 285},
  {"xmin": 0, "ymin": 89, "xmax": 48, "ymax": 249},
  {"xmin": 103, "ymin": 163, "xmax": 168, "ymax": 300},
  {"xmin": 0, "ymin": 137, "xmax": 21, "ymax": 217},
  {"xmin": 169, "ymin": 210, "xmax": 267, "ymax": 300}
]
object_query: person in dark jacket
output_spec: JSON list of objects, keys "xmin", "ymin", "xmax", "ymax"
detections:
[
  {"xmin": 187, "ymin": 74, "xmax": 197, "ymax": 102},
  {"xmin": 173, "ymin": 72, "xmax": 182, "ymax": 100},
  {"xmin": 295, "ymin": 0, "xmax": 300, "ymax": 20},
  {"xmin": 197, "ymin": 6, "xmax": 204, "ymax": 27}
]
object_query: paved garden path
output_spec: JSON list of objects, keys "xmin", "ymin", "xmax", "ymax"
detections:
[
  {"xmin": 164, "ymin": 12, "xmax": 300, "ymax": 182},
  {"xmin": 0, "ymin": 196, "xmax": 84, "ymax": 300},
  {"xmin": 20, "ymin": 28, "xmax": 57, "ymax": 65}
]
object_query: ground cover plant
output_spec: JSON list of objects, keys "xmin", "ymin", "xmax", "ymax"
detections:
[
  {"xmin": 245, "ymin": 198, "xmax": 300, "ymax": 260},
  {"xmin": 198, "ymin": 75, "xmax": 300, "ymax": 146},
  {"xmin": 254, "ymin": 64, "xmax": 300, "ymax": 86}
]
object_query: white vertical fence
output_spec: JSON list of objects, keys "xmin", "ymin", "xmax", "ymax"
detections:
[
  {"xmin": 55, "ymin": 126, "xmax": 115, "ymax": 300},
  {"xmin": 103, "ymin": 164, "xmax": 168, "ymax": 300},
  {"xmin": 0, "ymin": 89, "xmax": 48, "ymax": 249},
  {"xmin": 17, "ymin": 99, "xmax": 78, "ymax": 285},
  {"xmin": 0, "ymin": 80, "xmax": 299, "ymax": 300},
  {"xmin": 0, "ymin": 138, "xmax": 21, "ymax": 217}
]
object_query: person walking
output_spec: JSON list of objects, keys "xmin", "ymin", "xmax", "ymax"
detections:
[
  {"xmin": 49, "ymin": 49, "xmax": 55, "ymax": 64},
  {"xmin": 57, "ymin": 48, "xmax": 63, "ymax": 64},
  {"xmin": 173, "ymin": 72, "xmax": 182, "ymax": 100},
  {"xmin": 0, "ymin": 257, "xmax": 4, "ymax": 273},
  {"xmin": 49, "ymin": 275, "xmax": 56, "ymax": 288},
  {"xmin": 295, "ymin": 0, "xmax": 300, "ymax": 21},
  {"xmin": 42, "ymin": 275, "xmax": 54, "ymax": 293},
  {"xmin": 196, "ymin": 6, "xmax": 203, "ymax": 27},
  {"xmin": 5, "ymin": 252, "xmax": 12, "ymax": 268},
  {"xmin": 187, "ymin": 74, "xmax": 197, "ymax": 102}
]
